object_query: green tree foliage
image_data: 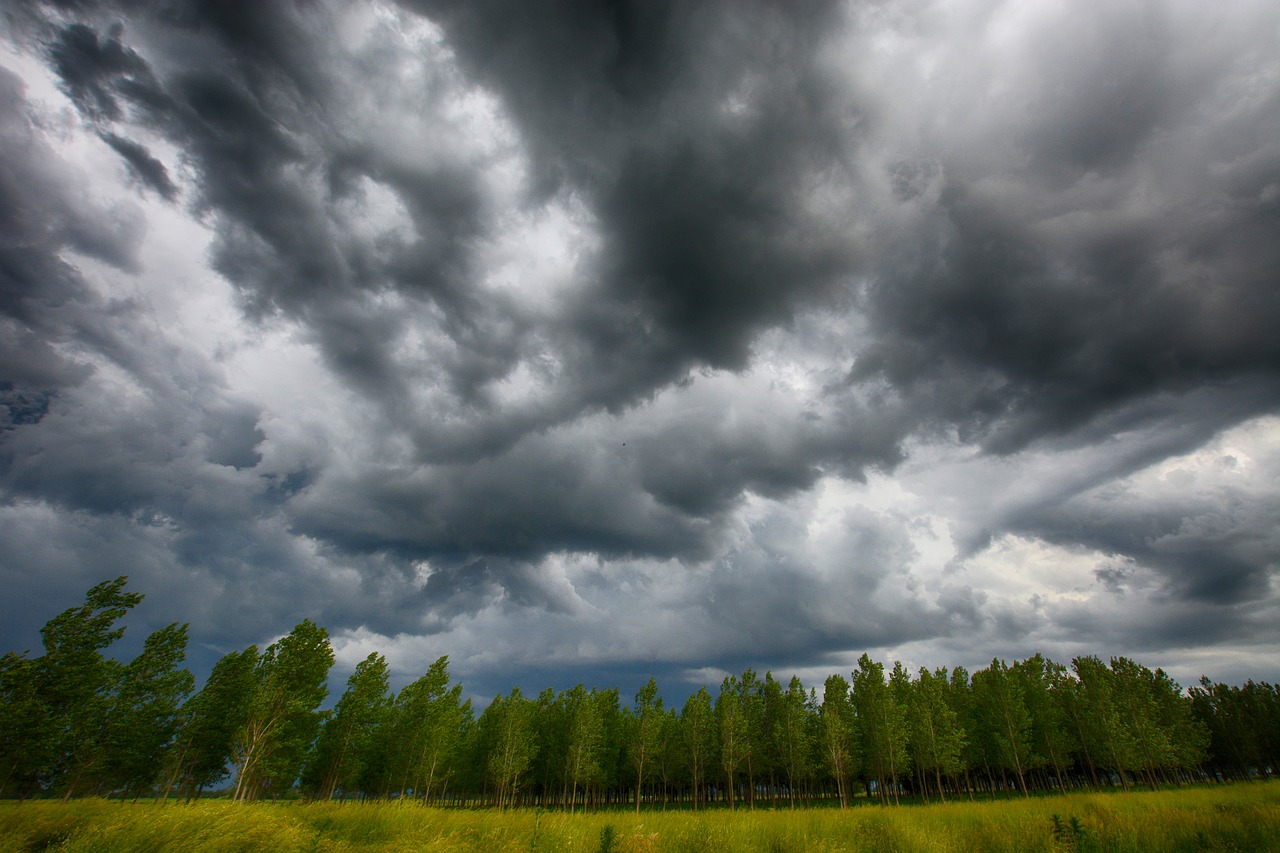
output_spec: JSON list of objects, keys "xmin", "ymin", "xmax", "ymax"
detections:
[
  {"xmin": 231, "ymin": 620, "xmax": 334, "ymax": 801},
  {"xmin": 37, "ymin": 577, "xmax": 144, "ymax": 799},
  {"xmin": 2, "ymin": 578, "xmax": 1273, "ymax": 805},
  {"xmin": 626, "ymin": 678, "xmax": 665, "ymax": 812},
  {"xmin": 907, "ymin": 667, "xmax": 965, "ymax": 803},
  {"xmin": 97, "ymin": 623, "xmax": 194, "ymax": 797},
  {"xmin": 851, "ymin": 654, "xmax": 908, "ymax": 804},
  {"xmin": 1012, "ymin": 655, "xmax": 1076, "ymax": 791},
  {"xmin": 715, "ymin": 675, "xmax": 750, "ymax": 810},
  {"xmin": 480, "ymin": 687, "xmax": 537, "ymax": 810},
  {"xmin": 389, "ymin": 656, "xmax": 471, "ymax": 802},
  {"xmin": 680, "ymin": 687, "xmax": 716, "ymax": 810},
  {"xmin": 819, "ymin": 673, "xmax": 857, "ymax": 807},
  {"xmin": 164, "ymin": 645, "xmax": 259, "ymax": 800},
  {"xmin": 302, "ymin": 652, "xmax": 391, "ymax": 800},
  {"xmin": 972, "ymin": 659, "xmax": 1033, "ymax": 797},
  {"xmin": 772, "ymin": 675, "xmax": 814, "ymax": 807},
  {"xmin": 0, "ymin": 651, "xmax": 45, "ymax": 798}
]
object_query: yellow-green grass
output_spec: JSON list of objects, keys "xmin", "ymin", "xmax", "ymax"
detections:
[{"xmin": 2, "ymin": 784, "xmax": 1277, "ymax": 853}]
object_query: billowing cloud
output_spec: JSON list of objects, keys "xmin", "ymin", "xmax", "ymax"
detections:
[{"xmin": 1, "ymin": 0, "xmax": 1277, "ymax": 698}]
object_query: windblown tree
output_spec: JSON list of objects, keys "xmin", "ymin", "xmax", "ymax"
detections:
[
  {"xmin": 391, "ymin": 656, "xmax": 471, "ymax": 802},
  {"xmin": 97, "ymin": 622, "xmax": 194, "ymax": 798},
  {"xmin": 231, "ymin": 620, "xmax": 334, "ymax": 801},
  {"xmin": 32, "ymin": 577, "xmax": 144, "ymax": 800},
  {"xmin": 163, "ymin": 645, "xmax": 259, "ymax": 800},
  {"xmin": 0, "ymin": 651, "xmax": 48, "ymax": 799},
  {"xmin": 561, "ymin": 684, "xmax": 605, "ymax": 811},
  {"xmin": 481, "ymin": 687, "xmax": 537, "ymax": 810},
  {"xmin": 302, "ymin": 652, "xmax": 391, "ymax": 800}
]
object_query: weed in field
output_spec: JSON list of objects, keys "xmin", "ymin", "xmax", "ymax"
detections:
[{"xmin": 1050, "ymin": 814, "xmax": 1087, "ymax": 851}]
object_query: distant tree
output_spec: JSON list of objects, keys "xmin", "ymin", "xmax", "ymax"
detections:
[
  {"xmin": 302, "ymin": 652, "xmax": 391, "ymax": 800},
  {"xmin": 396, "ymin": 656, "xmax": 471, "ymax": 802},
  {"xmin": 561, "ymin": 685, "xmax": 605, "ymax": 811},
  {"xmin": 1072, "ymin": 655, "xmax": 1136, "ymax": 791},
  {"xmin": 736, "ymin": 669, "xmax": 765, "ymax": 809},
  {"xmin": 231, "ymin": 620, "xmax": 334, "ymax": 801},
  {"xmin": 1012, "ymin": 655, "xmax": 1075, "ymax": 791}
]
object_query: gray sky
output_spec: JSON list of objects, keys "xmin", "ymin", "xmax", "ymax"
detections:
[{"xmin": 2, "ymin": 0, "xmax": 1278, "ymax": 704}]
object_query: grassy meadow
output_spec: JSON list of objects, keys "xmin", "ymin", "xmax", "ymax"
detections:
[{"xmin": 2, "ymin": 784, "xmax": 1277, "ymax": 853}]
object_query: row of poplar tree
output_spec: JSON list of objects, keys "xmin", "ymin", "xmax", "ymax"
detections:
[{"xmin": 2, "ymin": 578, "xmax": 1277, "ymax": 806}]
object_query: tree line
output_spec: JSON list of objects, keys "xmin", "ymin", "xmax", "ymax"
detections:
[{"xmin": 1, "ymin": 578, "xmax": 1276, "ymax": 806}]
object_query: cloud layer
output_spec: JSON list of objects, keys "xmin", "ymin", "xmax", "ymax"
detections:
[{"xmin": 2, "ymin": 0, "xmax": 1277, "ymax": 697}]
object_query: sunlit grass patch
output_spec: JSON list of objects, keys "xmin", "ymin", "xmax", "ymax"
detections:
[{"xmin": 1, "ymin": 784, "xmax": 1277, "ymax": 853}]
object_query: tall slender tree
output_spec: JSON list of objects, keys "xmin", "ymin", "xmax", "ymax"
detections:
[
  {"xmin": 302, "ymin": 652, "xmax": 391, "ymax": 800},
  {"xmin": 819, "ymin": 673, "xmax": 857, "ymax": 808},
  {"xmin": 627, "ymin": 678, "xmax": 665, "ymax": 813},
  {"xmin": 98, "ymin": 623, "xmax": 194, "ymax": 797},
  {"xmin": 972, "ymin": 659, "xmax": 1033, "ymax": 797},
  {"xmin": 681, "ymin": 687, "xmax": 716, "ymax": 810},
  {"xmin": 851, "ymin": 655, "xmax": 907, "ymax": 804},
  {"xmin": 906, "ymin": 666, "xmax": 965, "ymax": 803},
  {"xmin": 232, "ymin": 620, "xmax": 334, "ymax": 801}
]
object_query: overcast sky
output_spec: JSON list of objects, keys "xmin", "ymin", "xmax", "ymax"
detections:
[{"xmin": 2, "ymin": 0, "xmax": 1278, "ymax": 704}]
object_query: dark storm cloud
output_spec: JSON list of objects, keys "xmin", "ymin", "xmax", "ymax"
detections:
[
  {"xmin": 97, "ymin": 131, "xmax": 177, "ymax": 199},
  {"xmin": 849, "ymin": 1, "xmax": 1280, "ymax": 454},
  {"xmin": 405, "ymin": 0, "xmax": 861, "ymax": 400},
  {"xmin": 2, "ymin": 0, "xmax": 1279, "ymax": 692}
]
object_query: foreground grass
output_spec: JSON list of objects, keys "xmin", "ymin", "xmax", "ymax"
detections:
[{"xmin": 2, "ymin": 784, "xmax": 1277, "ymax": 853}]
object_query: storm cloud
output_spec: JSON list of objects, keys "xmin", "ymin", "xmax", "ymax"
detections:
[{"xmin": 1, "ymin": 0, "xmax": 1277, "ymax": 697}]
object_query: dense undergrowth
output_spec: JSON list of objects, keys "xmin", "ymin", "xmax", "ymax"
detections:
[{"xmin": 2, "ymin": 783, "xmax": 1277, "ymax": 853}]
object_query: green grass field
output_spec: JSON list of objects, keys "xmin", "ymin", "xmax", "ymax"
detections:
[{"xmin": 2, "ymin": 784, "xmax": 1277, "ymax": 853}]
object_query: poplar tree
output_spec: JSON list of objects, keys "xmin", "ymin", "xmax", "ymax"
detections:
[
  {"xmin": 851, "ymin": 654, "xmax": 907, "ymax": 804},
  {"xmin": 562, "ymin": 684, "xmax": 604, "ymax": 811},
  {"xmin": 904, "ymin": 667, "xmax": 964, "ymax": 802},
  {"xmin": 680, "ymin": 687, "xmax": 716, "ymax": 810},
  {"xmin": 395, "ymin": 656, "xmax": 470, "ymax": 802},
  {"xmin": 819, "ymin": 673, "xmax": 857, "ymax": 807},
  {"xmin": 303, "ymin": 652, "xmax": 391, "ymax": 800},
  {"xmin": 232, "ymin": 620, "xmax": 334, "ymax": 801},
  {"xmin": 98, "ymin": 622, "xmax": 194, "ymax": 797},
  {"xmin": 482, "ymin": 687, "xmax": 537, "ymax": 810},
  {"xmin": 164, "ymin": 645, "xmax": 259, "ymax": 800},
  {"xmin": 627, "ymin": 678, "xmax": 664, "ymax": 813},
  {"xmin": 716, "ymin": 675, "xmax": 749, "ymax": 810},
  {"xmin": 37, "ymin": 577, "xmax": 143, "ymax": 800},
  {"xmin": 972, "ymin": 658, "xmax": 1033, "ymax": 797},
  {"xmin": 774, "ymin": 676, "xmax": 815, "ymax": 807}
]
